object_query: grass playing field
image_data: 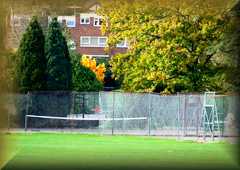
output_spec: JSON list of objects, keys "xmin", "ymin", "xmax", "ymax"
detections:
[{"xmin": 1, "ymin": 133, "xmax": 239, "ymax": 170}]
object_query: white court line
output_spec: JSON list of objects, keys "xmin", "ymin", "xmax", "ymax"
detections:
[{"xmin": 0, "ymin": 149, "xmax": 20, "ymax": 170}]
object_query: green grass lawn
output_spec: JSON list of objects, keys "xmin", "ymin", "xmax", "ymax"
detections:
[{"xmin": 1, "ymin": 133, "xmax": 239, "ymax": 170}]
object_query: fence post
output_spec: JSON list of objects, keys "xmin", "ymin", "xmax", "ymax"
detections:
[
  {"xmin": 221, "ymin": 96, "xmax": 225, "ymax": 137},
  {"xmin": 196, "ymin": 95, "xmax": 201, "ymax": 138},
  {"xmin": 6, "ymin": 95, "xmax": 10, "ymax": 132},
  {"xmin": 196, "ymin": 108, "xmax": 199, "ymax": 138},
  {"xmin": 148, "ymin": 93, "xmax": 151, "ymax": 136},
  {"xmin": 82, "ymin": 93, "xmax": 85, "ymax": 118},
  {"xmin": 24, "ymin": 115, "xmax": 28, "ymax": 131},
  {"xmin": 183, "ymin": 94, "xmax": 186, "ymax": 137},
  {"xmin": 203, "ymin": 93, "xmax": 206, "ymax": 141},
  {"xmin": 25, "ymin": 91, "xmax": 30, "ymax": 131},
  {"xmin": 70, "ymin": 91, "xmax": 75, "ymax": 115},
  {"xmin": 177, "ymin": 92, "xmax": 180, "ymax": 139},
  {"xmin": 7, "ymin": 111, "xmax": 10, "ymax": 132},
  {"xmin": 112, "ymin": 92, "xmax": 115, "ymax": 135}
]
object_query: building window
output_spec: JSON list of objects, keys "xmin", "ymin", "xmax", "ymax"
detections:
[
  {"xmin": 80, "ymin": 36, "xmax": 107, "ymax": 47},
  {"xmin": 93, "ymin": 17, "xmax": 102, "ymax": 26},
  {"xmin": 66, "ymin": 20, "xmax": 76, "ymax": 27},
  {"xmin": 116, "ymin": 39, "xmax": 128, "ymax": 48},
  {"xmin": 90, "ymin": 37, "xmax": 98, "ymax": 46},
  {"xmin": 80, "ymin": 36, "xmax": 90, "ymax": 46},
  {"xmin": 80, "ymin": 16, "xmax": 90, "ymax": 24},
  {"xmin": 50, "ymin": 16, "xmax": 76, "ymax": 27},
  {"xmin": 99, "ymin": 37, "xmax": 107, "ymax": 47}
]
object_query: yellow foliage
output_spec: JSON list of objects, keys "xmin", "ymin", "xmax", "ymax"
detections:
[{"xmin": 81, "ymin": 55, "xmax": 106, "ymax": 82}]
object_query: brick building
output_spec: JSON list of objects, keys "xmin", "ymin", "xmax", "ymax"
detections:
[
  {"xmin": 54, "ymin": 4, "xmax": 128, "ymax": 60},
  {"xmin": 8, "ymin": 2, "xmax": 128, "ymax": 61}
]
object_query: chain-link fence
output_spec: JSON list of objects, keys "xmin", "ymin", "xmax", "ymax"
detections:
[{"xmin": 2, "ymin": 91, "xmax": 239, "ymax": 137}]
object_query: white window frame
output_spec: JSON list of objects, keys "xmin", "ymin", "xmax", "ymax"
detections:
[
  {"xmin": 80, "ymin": 16, "xmax": 90, "ymax": 24},
  {"xmin": 93, "ymin": 17, "xmax": 102, "ymax": 27},
  {"xmin": 80, "ymin": 36, "xmax": 91, "ymax": 47},
  {"xmin": 90, "ymin": 37, "xmax": 99, "ymax": 46},
  {"xmin": 66, "ymin": 19, "xmax": 76, "ymax": 28},
  {"xmin": 80, "ymin": 36, "xmax": 107, "ymax": 47},
  {"xmin": 98, "ymin": 37, "xmax": 107, "ymax": 47},
  {"xmin": 55, "ymin": 16, "xmax": 76, "ymax": 27},
  {"xmin": 57, "ymin": 16, "xmax": 63, "ymax": 23}
]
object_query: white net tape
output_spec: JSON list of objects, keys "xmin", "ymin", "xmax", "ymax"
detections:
[{"xmin": 26, "ymin": 115, "xmax": 147, "ymax": 121}]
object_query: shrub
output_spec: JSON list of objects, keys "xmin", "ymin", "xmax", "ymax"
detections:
[
  {"xmin": 81, "ymin": 55, "xmax": 106, "ymax": 82},
  {"xmin": 71, "ymin": 53, "xmax": 103, "ymax": 91}
]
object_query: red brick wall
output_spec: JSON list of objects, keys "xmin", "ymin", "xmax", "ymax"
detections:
[{"xmin": 67, "ymin": 15, "xmax": 127, "ymax": 57}]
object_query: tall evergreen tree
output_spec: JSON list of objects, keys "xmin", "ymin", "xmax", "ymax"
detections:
[
  {"xmin": 16, "ymin": 16, "xmax": 46, "ymax": 93},
  {"xmin": 45, "ymin": 17, "xmax": 72, "ymax": 90}
]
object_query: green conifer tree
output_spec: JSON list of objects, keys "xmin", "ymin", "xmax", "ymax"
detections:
[
  {"xmin": 45, "ymin": 17, "xmax": 72, "ymax": 90},
  {"xmin": 16, "ymin": 16, "xmax": 46, "ymax": 93}
]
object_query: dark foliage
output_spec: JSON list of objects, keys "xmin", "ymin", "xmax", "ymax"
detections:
[
  {"xmin": 45, "ymin": 17, "xmax": 72, "ymax": 90},
  {"xmin": 16, "ymin": 16, "xmax": 46, "ymax": 93}
]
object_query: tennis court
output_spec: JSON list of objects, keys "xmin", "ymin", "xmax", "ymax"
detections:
[
  {"xmin": 5, "ymin": 91, "xmax": 238, "ymax": 138},
  {"xmin": 1, "ymin": 133, "xmax": 239, "ymax": 170},
  {"xmin": 1, "ymin": 91, "xmax": 239, "ymax": 170}
]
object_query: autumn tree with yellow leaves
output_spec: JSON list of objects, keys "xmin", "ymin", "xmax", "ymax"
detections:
[
  {"xmin": 98, "ymin": 0, "xmax": 235, "ymax": 94},
  {"xmin": 81, "ymin": 55, "xmax": 106, "ymax": 82}
]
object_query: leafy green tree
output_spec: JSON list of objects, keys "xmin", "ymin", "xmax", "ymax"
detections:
[
  {"xmin": 99, "ymin": 1, "xmax": 230, "ymax": 93},
  {"xmin": 216, "ymin": 1, "xmax": 240, "ymax": 92},
  {"xmin": 71, "ymin": 52, "xmax": 103, "ymax": 91},
  {"xmin": 16, "ymin": 16, "xmax": 46, "ymax": 93},
  {"xmin": 45, "ymin": 17, "xmax": 72, "ymax": 90}
]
